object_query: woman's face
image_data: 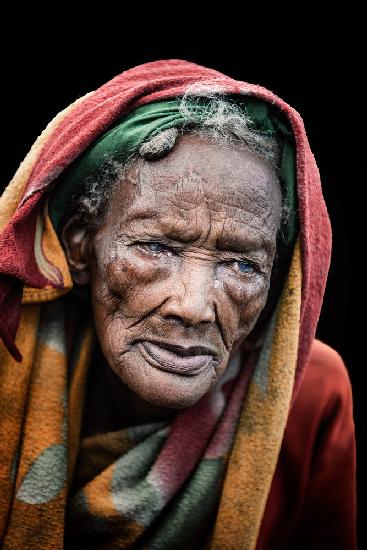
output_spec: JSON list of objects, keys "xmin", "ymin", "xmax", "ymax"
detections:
[{"xmin": 65, "ymin": 134, "xmax": 282, "ymax": 408}]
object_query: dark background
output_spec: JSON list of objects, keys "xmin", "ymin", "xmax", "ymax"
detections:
[{"xmin": 1, "ymin": 32, "xmax": 364, "ymax": 546}]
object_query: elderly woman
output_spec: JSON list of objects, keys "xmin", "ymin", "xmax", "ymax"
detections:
[{"xmin": 0, "ymin": 60, "xmax": 356, "ymax": 549}]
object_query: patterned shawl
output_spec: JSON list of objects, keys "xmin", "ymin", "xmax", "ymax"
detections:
[{"xmin": 0, "ymin": 59, "xmax": 331, "ymax": 549}]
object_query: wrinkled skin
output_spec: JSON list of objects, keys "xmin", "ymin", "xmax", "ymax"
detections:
[{"xmin": 62, "ymin": 134, "xmax": 282, "ymax": 434}]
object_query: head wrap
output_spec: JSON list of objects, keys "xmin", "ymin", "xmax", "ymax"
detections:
[
  {"xmin": 49, "ymin": 97, "xmax": 298, "ymax": 254},
  {"xmin": 0, "ymin": 59, "xmax": 333, "ymax": 550}
]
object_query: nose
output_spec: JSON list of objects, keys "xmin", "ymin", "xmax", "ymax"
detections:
[{"xmin": 160, "ymin": 264, "xmax": 216, "ymax": 327}]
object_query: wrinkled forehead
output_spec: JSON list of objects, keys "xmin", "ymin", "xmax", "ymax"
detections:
[
  {"xmin": 113, "ymin": 135, "xmax": 280, "ymax": 209},
  {"xmin": 102, "ymin": 135, "xmax": 282, "ymax": 247}
]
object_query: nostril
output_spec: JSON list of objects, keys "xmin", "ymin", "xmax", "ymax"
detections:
[
  {"xmin": 165, "ymin": 314, "xmax": 186, "ymax": 325},
  {"xmin": 163, "ymin": 313, "xmax": 213, "ymax": 328}
]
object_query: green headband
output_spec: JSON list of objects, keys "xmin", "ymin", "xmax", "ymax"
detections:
[{"xmin": 49, "ymin": 97, "xmax": 298, "ymax": 251}]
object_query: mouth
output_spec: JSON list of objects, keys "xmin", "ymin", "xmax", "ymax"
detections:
[{"xmin": 136, "ymin": 340, "xmax": 217, "ymax": 376}]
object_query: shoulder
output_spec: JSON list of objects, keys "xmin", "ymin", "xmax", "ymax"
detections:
[
  {"xmin": 299, "ymin": 339, "xmax": 353, "ymax": 410},
  {"xmin": 289, "ymin": 339, "xmax": 355, "ymax": 451},
  {"xmin": 308, "ymin": 338, "xmax": 348, "ymax": 375}
]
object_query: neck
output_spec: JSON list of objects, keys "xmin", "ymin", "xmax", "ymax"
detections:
[{"xmin": 81, "ymin": 345, "xmax": 177, "ymax": 439}]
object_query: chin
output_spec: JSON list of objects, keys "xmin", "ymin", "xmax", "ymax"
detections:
[{"xmin": 136, "ymin": 388, "xmax": 204, "ymax": 410}]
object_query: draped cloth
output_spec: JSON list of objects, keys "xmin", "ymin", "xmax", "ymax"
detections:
[{"xmin": 0, "ymin": 59, "xmax": 332, "ymax": 549}]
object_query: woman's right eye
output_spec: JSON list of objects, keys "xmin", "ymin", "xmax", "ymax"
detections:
[{"xmin": 137, "ymin": 242, "xmax": 174, "ymax": 255}]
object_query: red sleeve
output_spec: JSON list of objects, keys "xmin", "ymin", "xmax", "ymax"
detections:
[
  {"xmin": 288, "ymin": 340, "xmax": 357, "ymax": 549},
  {"xmin": 257, "ymin": 339, "xmax": 357, "ymax": 550}
]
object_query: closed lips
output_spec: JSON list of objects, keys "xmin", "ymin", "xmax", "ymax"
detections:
[{"xmin": 137, "ymin": 340, "xmax": 215, "ymax": 375}]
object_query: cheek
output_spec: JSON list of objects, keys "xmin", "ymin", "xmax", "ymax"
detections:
[
  {"xmin": 105, "ymin": 249, "xmax": 173, "ymax": 302},
  {"xmin": 106, "ymin": 252, "xmax": 161, "ymax": 290},
  {"xmin": 91, "ymin": 249, "xmax": 173, "ymax": 335},
  {"xmin": 219, "ymin": 275, "xmax": 270, "ymax": 338}
]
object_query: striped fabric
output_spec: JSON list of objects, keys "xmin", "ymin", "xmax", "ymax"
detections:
[{"xmin": 0, "ymin": 59, "xmax": 331, "ymax": 549}]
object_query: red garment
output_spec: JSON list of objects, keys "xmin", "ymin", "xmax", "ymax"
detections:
[{"xmin": 257, "ymin": 339, "xmax": 356, "ymax": 549}]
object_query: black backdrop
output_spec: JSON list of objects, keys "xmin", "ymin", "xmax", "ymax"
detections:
[{"xmin": 1, "ymin": 33, "xmax": 364, "ymax": 546}]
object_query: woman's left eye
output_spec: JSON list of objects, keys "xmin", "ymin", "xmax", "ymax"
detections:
[{"xmin": 235, "ymin": 260, "xmax": 257, "ymax": 274}]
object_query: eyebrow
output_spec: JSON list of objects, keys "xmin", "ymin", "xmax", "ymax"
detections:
[
  {"xmin": 123, "ymin": 211, "xmax": 275, "ymax": 254},
  {"xmin": 126, "ymin": 208, "xmax": 160, "ymax": 222},
  {"xmin": 216, "ymin": 232, "xmax": 275, "ymax": 255}
]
